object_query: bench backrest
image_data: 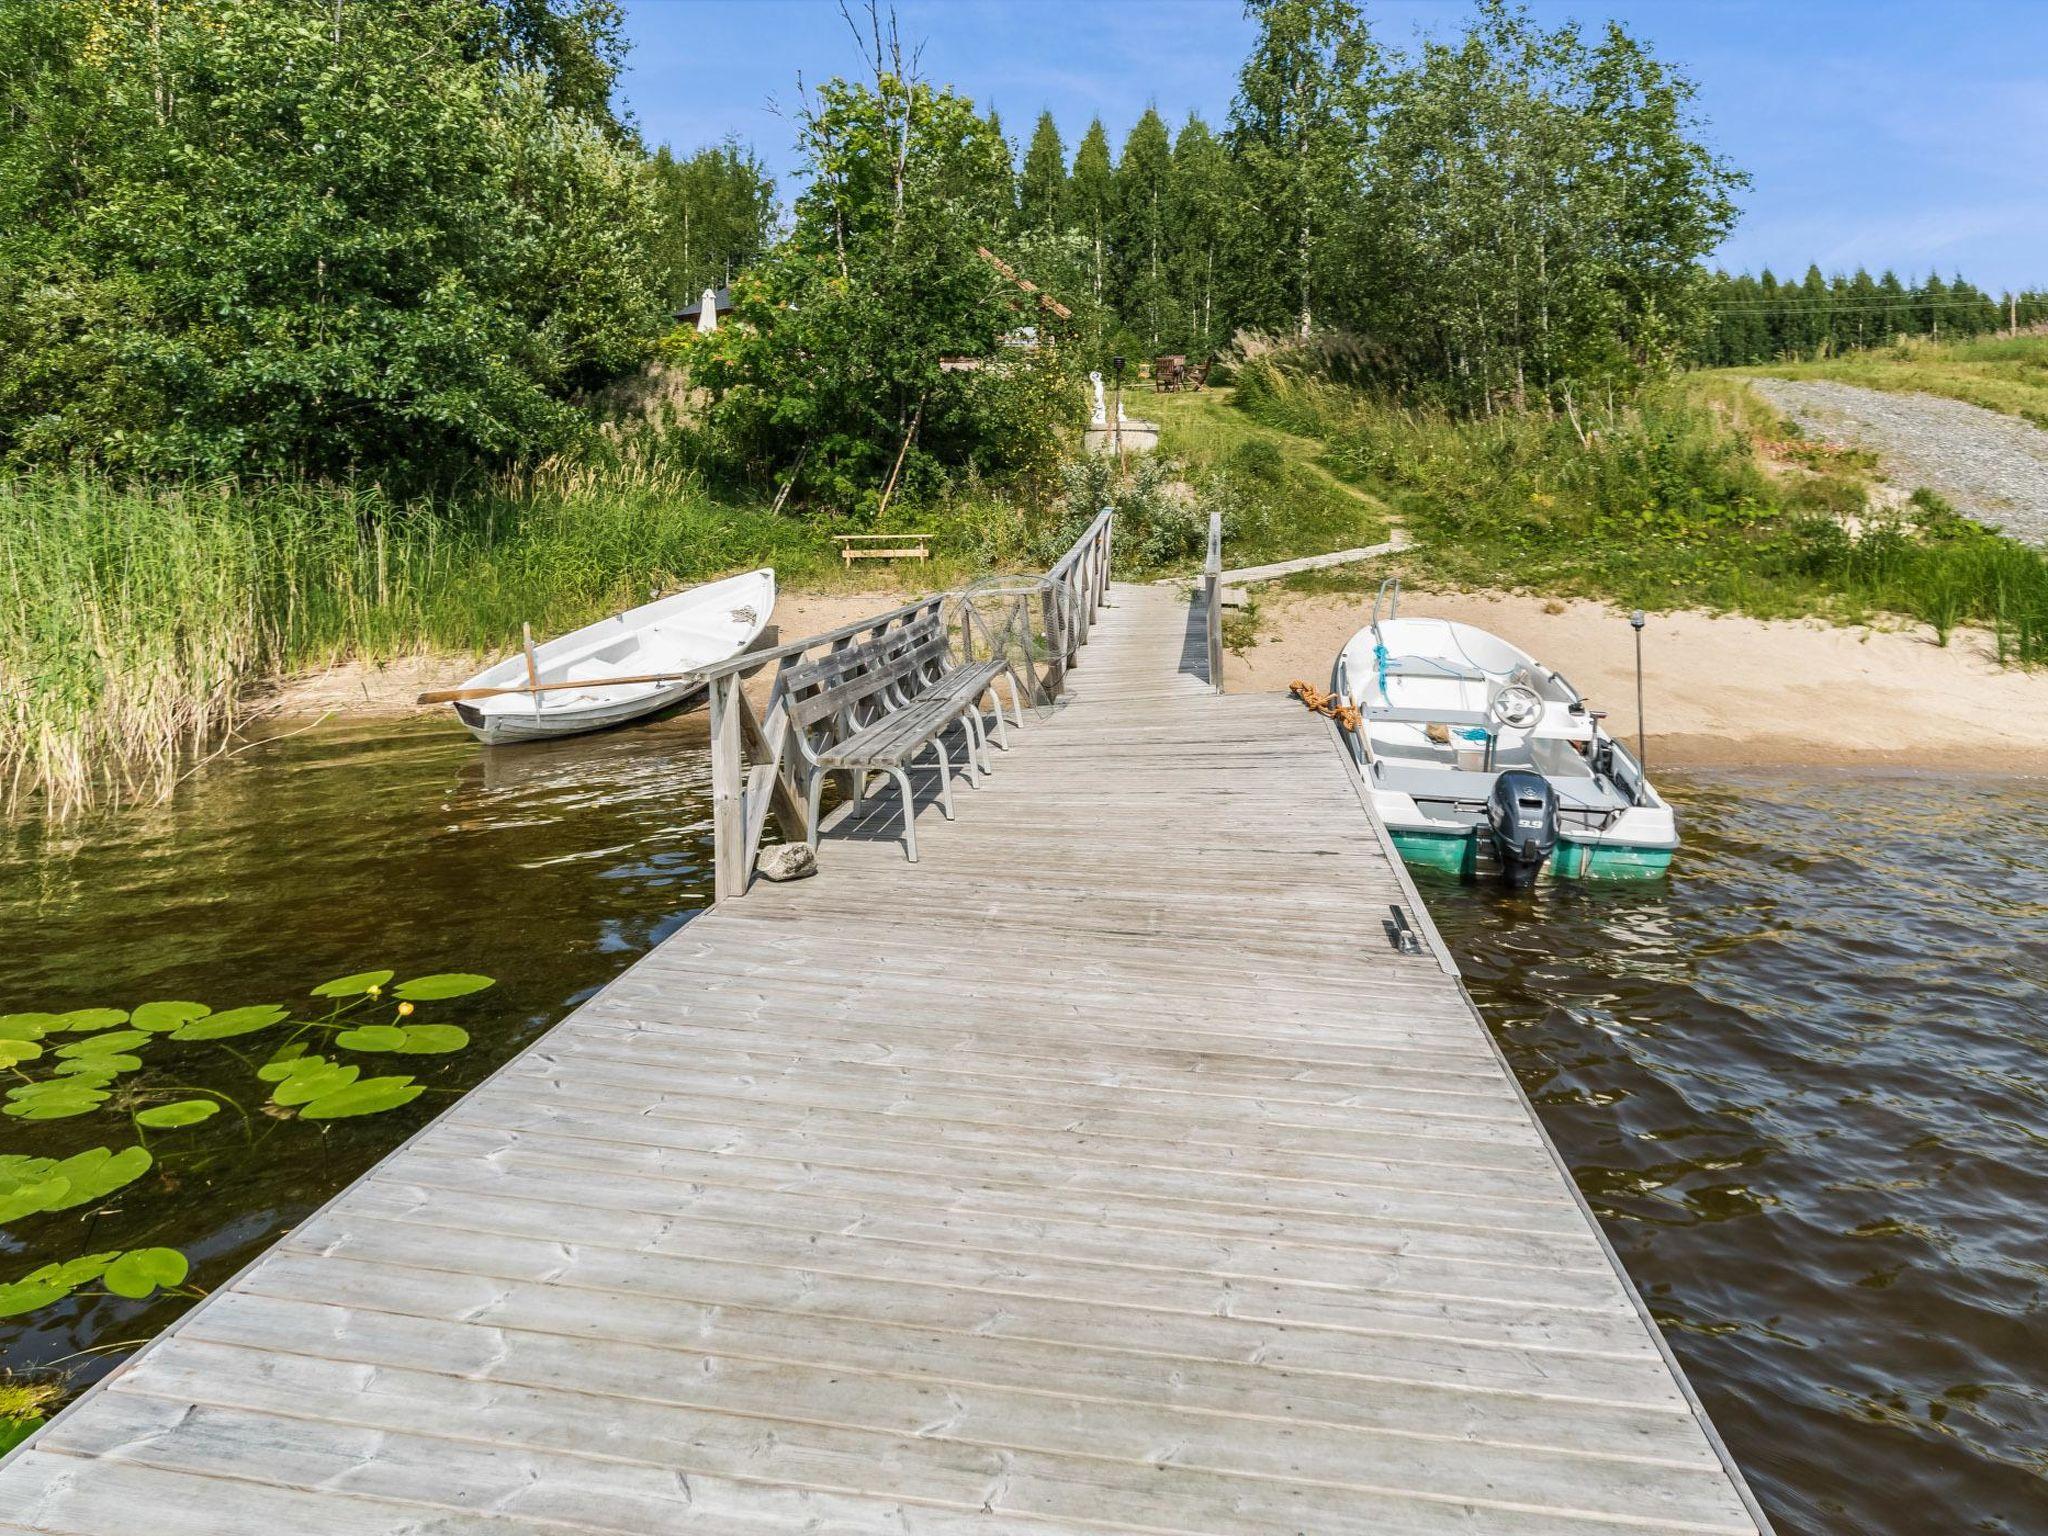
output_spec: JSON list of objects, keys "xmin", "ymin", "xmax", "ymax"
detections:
[{"xmin": 781, "ymin": 613, "xmax": 959, "ymax": 752}]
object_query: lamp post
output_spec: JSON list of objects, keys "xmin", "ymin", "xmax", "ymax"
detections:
[
  {"xmin": 1629, "ymin": 609, "xmax": 1647, "ymax": 767},
  {"xmin": 1110, "ymin": 355, "xmax": 1126, "ymax": 460}
]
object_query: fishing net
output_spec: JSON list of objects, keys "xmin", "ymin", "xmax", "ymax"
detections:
[{"xmin": 943, "ymin": 575, "xmax": 1074, "ymax": 722}]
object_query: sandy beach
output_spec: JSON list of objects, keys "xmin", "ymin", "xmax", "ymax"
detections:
[
  {"xmin": 1228, "ymin": 587, "xmax": 2048, "ymax": 774},
  {"xmin": 264, "ymin": 583, "xmax": 2048, "ymax": 774}
]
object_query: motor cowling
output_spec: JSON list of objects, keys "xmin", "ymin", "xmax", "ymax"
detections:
[{"xmin": 1486, "ymin": 771, "xmax": 1558, "ymax": 886}]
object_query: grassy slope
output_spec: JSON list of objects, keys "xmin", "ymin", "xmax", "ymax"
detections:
[
  {"xmin": 1738, "ymin": 334, "xmax": 2048, "ymax": 428},
  {"xmin": 1221, "ymin": 363, "xmax": 2048, "ymax": 670},
  {"xmin": 1146, "ymin": 387, "xmax": 1392, "ymax": 568}
]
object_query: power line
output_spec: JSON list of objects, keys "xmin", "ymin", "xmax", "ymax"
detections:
[{"xmin": 1706, "ymin": 294, "xmax": 2034, "ymax": 311}]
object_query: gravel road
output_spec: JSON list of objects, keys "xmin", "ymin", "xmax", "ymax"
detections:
[{"xmin": 1743, "ymin": 377, "xmax": 2048, "ymax": 545}]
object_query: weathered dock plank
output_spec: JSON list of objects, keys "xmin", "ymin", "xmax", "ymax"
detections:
[{"xmin": 0, "ymin": 582, "xmax": 1771, "ymax": 1533}]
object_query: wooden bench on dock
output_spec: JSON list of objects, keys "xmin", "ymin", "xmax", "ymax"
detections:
[
  {"xmin": 833, "ymin": 532, "xmax": 932, "ymax": 565},
  {"xmin": 783, "ymin": 611, "xmax": 1024, "ymax": 862}
]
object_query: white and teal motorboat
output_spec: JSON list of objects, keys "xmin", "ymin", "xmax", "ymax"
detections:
[{"xmin": 1332, "ymin": 582, "xmax": 1677, "ymax": 883}]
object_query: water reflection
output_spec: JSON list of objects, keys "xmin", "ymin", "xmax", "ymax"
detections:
[{"xmin": 1425, "ymin": 770, "xmax": 2048, "ymax": 1533}]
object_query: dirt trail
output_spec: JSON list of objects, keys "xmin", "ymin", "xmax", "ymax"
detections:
[{"xmin": 1745, "ymin": 377, "xmax": 2048, "ymax": 545}]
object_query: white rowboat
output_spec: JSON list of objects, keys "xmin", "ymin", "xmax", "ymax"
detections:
[{"xmin": 449, "ymin": 569, "xmax": 775, "ymax": 745}]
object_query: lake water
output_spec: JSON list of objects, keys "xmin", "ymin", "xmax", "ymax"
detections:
[{"xmin": 1, "ymin": 719, "xmax": 2043, "ymax": 1530}]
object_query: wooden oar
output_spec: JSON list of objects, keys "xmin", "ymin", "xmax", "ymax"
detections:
[{"xmin": 416, "ymin": 670, "xmax": 705, "ymax": 706}]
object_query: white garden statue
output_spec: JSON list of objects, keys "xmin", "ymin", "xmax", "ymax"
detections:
[
  {"xmin": 697, "ymin": 288, "xmax": 719, "ymax": 335},
  {"xmin": 1088, "ymin": 371, "xmax": 1107, "ymax": 427}
]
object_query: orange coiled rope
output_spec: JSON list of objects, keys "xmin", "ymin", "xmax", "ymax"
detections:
[{"xmin": 1289, "ymin": 679, "xmax": 1361, "ymax": 731}]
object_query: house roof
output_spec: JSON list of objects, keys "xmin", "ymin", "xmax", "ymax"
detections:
[{"xmin": 672, "ymin": 286, "xmax": 734, "ymax": 323}]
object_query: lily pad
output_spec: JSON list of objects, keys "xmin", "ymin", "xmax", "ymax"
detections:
[
  {"xmin": 4, "ymin": 1081, "xmax": 110, "ymax": 1119},
  {"xmin": 0, "ymin": 1039, "xmax": 42, "ymax": 1069},
  {"xmin": 55, "ymin": 1030, "xmax": 150, "ymax": 1058},
  {"xmin": 312, "ymin": 970, "xmax": 395, "ymax": 999},
  {"xmin": 256, "ymin": 1043, "xmax": 316, "ymax": 1082},
  {"xmin": 271, "ymin": 1062, "xmax": 359, "ymax": 1107},
  {"xmin": 130, "ymin": 1001, "xmax": 209, "ymax": 1033},
  {"xmin": 48, "ymin": 1008, "xmax": 128, "ymax": 1034},
  {"xmin": 334, "ymin": 1024, "xmax": 407, "ymax": 1053},
  {"xmin": 0, "ymin": 1158, "xmax": 69, "ymax": 1224},
  {"xmin": 300, "ymin": 1075, "xmax": 424, "ymax": 1119},
  {"xmin": 135, "ymin": 1099, "xmax": 220, "ymax": 1129},
  {"xmin": 45, "ymin": 1146, "xmax": 152, "ymax": 1209},
  {"xmin": 103, "ymin": 1247, "xmax": 188, "ymax": 1300},
  {"xmin": 397, "ymin": 1024, "xmax": 469, "ymax": 1055},
  {"xmin": 0, "ymin": 1014, "xmax": 52, "ymax": 1042},
  {"xmin": 0, "ymin": 1253, "xmax": 118, "ymax": 1317},
  {"xmin": 392, "ymin": 973, "xmax": 493, "ymax": 1002},
  {"xmin": 54, "ymin": 1055, "xmax": 139, "ymax": 1077},
  {"xmin": 0, "ymin": 1275, "xmax": 73, "ymax": 1319},
  {"xmin": 172, "ymin": 1004, "xmax": 288, "ymax": 1041}
]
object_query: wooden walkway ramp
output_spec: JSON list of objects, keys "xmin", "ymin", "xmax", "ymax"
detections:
[{"xmin": 0, "ymin": 583, "xmax": 1771, "ymax": 1535}]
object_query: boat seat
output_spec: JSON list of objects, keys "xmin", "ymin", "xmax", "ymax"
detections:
[
  {"xmin": 1366, "ymin": 705, "xmax": 1492, "ymax": 727},
  {"xmin": 1379, "ymin": 656, "xmax": 1490, "ymax": 681},
  {"xmin": 1373, "ymin": 762, "xmax": 1628, "ymax": 813}
]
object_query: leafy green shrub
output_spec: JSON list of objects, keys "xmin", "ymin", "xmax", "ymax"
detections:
[
  {"xmin": 1041, "ymin": 454, "xmax": 1200, "ymax": 574},
  {"xmin": 0, "ymin": 0, "xmax": 656, "ymax": 485}
]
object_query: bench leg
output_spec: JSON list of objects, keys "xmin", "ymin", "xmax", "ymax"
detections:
[
  {"xmin": 805, "ymin": 768, "xmax": 826, "ymax": 850},
  {"xmin": 892, "ymin": 768, "xmax": 919, "ymax": 862},
  {"xmin": 931, "ymin": 742, "xmax": 956, "ymax": 819},
  {"xmin": 986, "ymin": 685, "xmax": 1012, "ymax": 750},
  {"xmin": 958, "ymin": 710, "xmax": 988, "ymax": 781}
]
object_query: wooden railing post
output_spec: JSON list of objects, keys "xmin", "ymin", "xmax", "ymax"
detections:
[
  {"xmin": 709, "ymin": 672, "xmax": 747, "ymax": 901},
  {"xmin": 1203, "ymin": 508, "xmax": 1224, "ymax": 694}
]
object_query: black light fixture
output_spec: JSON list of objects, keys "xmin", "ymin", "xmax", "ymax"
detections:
[{"xmin": 1629, "ymin": 609, "xmax": 1647, "ymax": 767}]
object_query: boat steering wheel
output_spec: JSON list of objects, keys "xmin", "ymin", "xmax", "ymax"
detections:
[{"xmin": 1489, "ymin": 684, "xmax": 1543, "ymax": 731}]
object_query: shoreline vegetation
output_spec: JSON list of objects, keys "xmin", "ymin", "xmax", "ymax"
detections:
[{"xmin": 6, "ymin": 0, "xmax": 2045, "ymax": 820}]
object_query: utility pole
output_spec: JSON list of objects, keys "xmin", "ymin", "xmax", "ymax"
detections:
[{"xmin": 2013, "ymin": 294, "xmax": 2020, "ymax": 338}]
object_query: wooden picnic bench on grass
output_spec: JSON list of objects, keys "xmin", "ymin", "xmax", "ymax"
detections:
[
  {"xmin": 833, "ymin": 532, "xmax": 932, "ymax": 565},
  {"xmin": 782, "ymin": 610, "xmax": 1025, "ymax": 862}
]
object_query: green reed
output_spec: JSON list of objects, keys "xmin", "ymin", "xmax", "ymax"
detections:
[{"xmin": 0, "ymin": 468, "xmax": 834, "ymax": 817}]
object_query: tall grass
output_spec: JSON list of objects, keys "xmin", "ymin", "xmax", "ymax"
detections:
[
  {"xmin": 0, "ymin": 468, "xmax": 837, "ymax": 817},
  {"xmin": 1233, "ymin": 359, "xmax": 2048, "ymax": 664}
]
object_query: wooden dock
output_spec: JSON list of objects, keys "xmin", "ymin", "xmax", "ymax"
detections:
[{"xmin": 0, "ymin": 580, "xmax": 1772, "ymax": 1533}]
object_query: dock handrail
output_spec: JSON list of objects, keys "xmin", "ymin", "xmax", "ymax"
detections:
[
  {"xmin": 703, "ymin": 508, "xmax": 1115, "ymax": 901},
  {"xmin": 1203, "ymin": 508, "xmax": 1224, "ymax": 693}
]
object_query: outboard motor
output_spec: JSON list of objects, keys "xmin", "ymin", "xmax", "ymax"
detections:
[{"xmin": 1485, "ymin": 771, "xmax": 1558, "ymax": 887}]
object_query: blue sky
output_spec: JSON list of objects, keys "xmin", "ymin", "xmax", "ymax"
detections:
[{"xmin": 618, "ymin": 0, "xmax": 2048, "ymax": 292}]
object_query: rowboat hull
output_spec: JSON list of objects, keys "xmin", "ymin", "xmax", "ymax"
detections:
[
  {"xmin": 449, "ymin": 568, "xmax": 774, "ymax": 746},
  {"xmin": 454, "ymin": 676, "xmax": 709, "ymax": 745}
]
